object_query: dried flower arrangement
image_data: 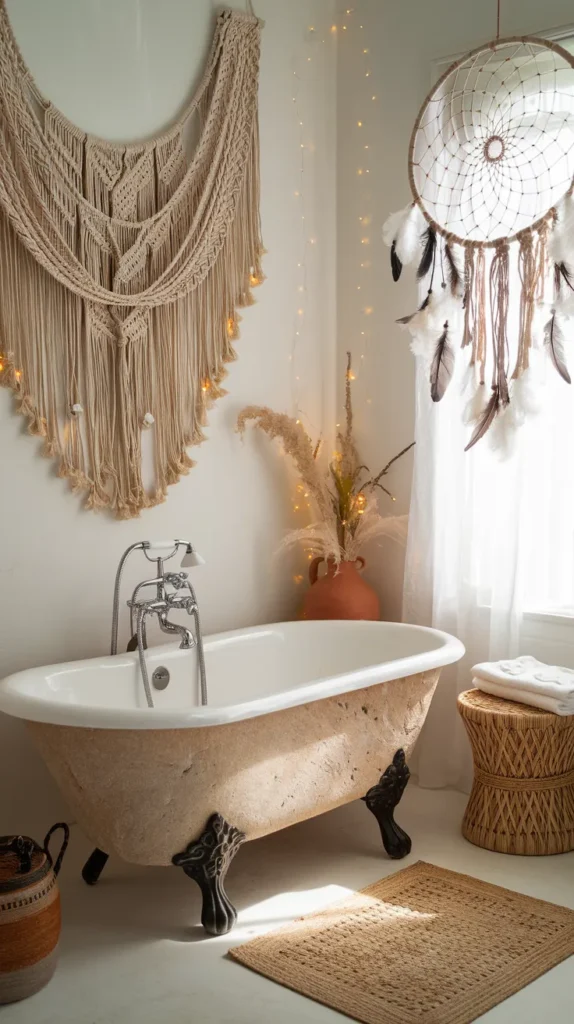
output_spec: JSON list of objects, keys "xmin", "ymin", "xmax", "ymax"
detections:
[{"xmin": 237, "ymin": 353, "xmax": 414, "ymax": 564}]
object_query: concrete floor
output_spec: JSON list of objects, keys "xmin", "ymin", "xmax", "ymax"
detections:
[{"xmin": 4, "ymin": 785, "xmax": 574, "ymax": 1024}]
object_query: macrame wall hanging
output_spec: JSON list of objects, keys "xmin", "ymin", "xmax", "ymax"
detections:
[
  {"xmin": 383, "ymin": 13, "xmax": 574, "ymax": 451},
  {"xmin": 0, "ymin": 4, "xmax": 264, "ymax": 517}
]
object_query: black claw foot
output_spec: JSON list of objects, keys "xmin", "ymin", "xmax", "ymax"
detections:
[
  {"xmin": 362, "ymin": 748, "xmax": 412, "ymax": 859},
  {"xmin": 82, "ymin": 847, "xmax": 109, "ymax": 885},
  {"xmin": 172, "ymin": 813, "xmax": 246, "ymax": 936}
]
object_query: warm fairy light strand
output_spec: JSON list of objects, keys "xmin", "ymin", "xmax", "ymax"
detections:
[
  {"xmin": 290, "ymin": 8, "xmax": 377, "ymax": 572},
  {"xmin": 289, "ymin": 17, "xmax": 336, "ymax": 568},
  {"xmin": 344, "ymin": 6, "xmax": 374, "ymax": 407}
]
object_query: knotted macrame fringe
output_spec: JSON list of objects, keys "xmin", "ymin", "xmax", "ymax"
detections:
[{"xmin": 0, "ymin": 4, "xmax": 264, "ymax": 518}]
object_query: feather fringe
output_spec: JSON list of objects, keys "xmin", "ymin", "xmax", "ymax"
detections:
[
  {"xmin": 396, "ymin": 291, "xmax": 431, "ymax": 326},
  {"xmin": 382, "ymin": 203, "xmax": 424, "ymax": 267},
  {"xmin": 444, "ymin": 243, "xmax": 462, "ymax": 296},
  {"xmin": 429, "ymin": 324, "xmax": 454, "ymax": 402},
  {"xmin": 390, "ymin": 241, "xmax": 402, "ymax": 282},
  {"xmin": 544, "ymin": 311, "xmax": 571, "ymax": 383},
  {"xmin": 417, "ymin": 227, "xmax": 436, "ymax": 280},
  {"xmin": 465, "ymin": 388, "xmax": 503, "ymax": 451}
]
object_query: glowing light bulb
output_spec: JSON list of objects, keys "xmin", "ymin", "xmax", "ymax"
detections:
[
  {"xmin": 298, "ymin": 308, "xmax": 304, "ymax": 316},
  {"xmin": 250, "ymin": 273, "xmax": 260, "ymax": 286},
  {"xmin": 348, "ymin": 370, "xmax": 357, "ymax": 381},
  {"xmin": 15, "ymin": 370, "xmax": 21, "ymax": 380},
  {"xmin": 0, "ymin": 362, "xmax": 3, "ymax": 372},
  {"xmin": 357, "ymin": 168, "xmax": 364, "ymax": 176},
  {"xmin": 331, "ymin": 25, "xmax": 337, "ymax": 33},
  {"xmin": 201, "ymin": 379, "xmax": 211, "ymax": 392},
  {"xmin": 357, "ymin": 121, "xmax": 363, "ymax": 127},
  {"xmin": 361, "ymin": 237, "xmax": 370, "ymax": 245},
  {"xmin": 364, "ymin": 306, "xmax": 373, "ymax": 315},
  {"xmin": 227, "ymin": 317, "xmax": 235, "ymax": 337},
  {"xmin": 293, "ymin": 574, "xmax": 304, "ymax": 584}
]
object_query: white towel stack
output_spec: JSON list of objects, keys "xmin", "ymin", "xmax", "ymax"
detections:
[{"xmin": 472, "ymin": 655, "xmax": 574, "ymax": 716}]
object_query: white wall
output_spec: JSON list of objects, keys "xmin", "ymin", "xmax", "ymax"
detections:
[
  {"xmin": 336, "ymin": 0, "xmax": 574, "ymax": 622},
  {"xmin": 0, "ymin": 0, "xmax": 337, "ymax": 832}
]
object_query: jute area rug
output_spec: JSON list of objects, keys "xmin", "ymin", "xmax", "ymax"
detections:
[{"xmin": 229, "ymin": 862, "xmax": 574, "ymax": 1024}]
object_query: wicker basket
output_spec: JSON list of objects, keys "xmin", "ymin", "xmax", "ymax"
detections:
[{"xmin": 458, "ymin": 689, "xmax": 574, "ymax": 855}]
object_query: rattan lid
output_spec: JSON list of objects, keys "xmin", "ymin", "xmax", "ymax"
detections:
[{"xmin": 0, "ymin": 834, "xmax": 48, "ymax": 894}]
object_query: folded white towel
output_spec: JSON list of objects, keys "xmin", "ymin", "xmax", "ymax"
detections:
[
  {"xmin": 471, "ymin": 655, "xmax": 574, "ymax": 716},
  {"xmin": 471, "ymin": 678, "xmax": 574, "ymax": 716}
]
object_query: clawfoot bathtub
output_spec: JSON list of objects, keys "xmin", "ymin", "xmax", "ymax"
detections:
[{"xmin": 0, "ymin": 620, "xmax": 463, "ymax": 934}]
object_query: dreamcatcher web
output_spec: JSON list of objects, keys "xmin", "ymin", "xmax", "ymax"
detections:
[
  {"xmin": 384, "ymin": 35, "xmax": 574, "ymax": 452},
  {"xmin": 411, "ymin": 39, "xmax": 574, "ymax": 245}
]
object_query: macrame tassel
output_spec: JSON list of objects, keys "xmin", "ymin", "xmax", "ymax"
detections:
[
  {"xmin": 0, "ymin": 7, "xmax": 264, "ymax": 518},
  {"xmin": 490, "ymin": 240, "xmax": 510, "ymax": 406},
  {"xmin": 466, "ymin": 242, "xmax": 510, "ymax": 450},
  {"xmin": 460, "ymin": 245, "xmax": 474, "ymax": 350},
  {"xmin": 513, "ymin": 229, "xmax": 543, "ymax": 379}
]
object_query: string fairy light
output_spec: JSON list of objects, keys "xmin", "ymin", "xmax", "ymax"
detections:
[
  {"xmin": 284, "ymin": 10, "xmax": 377, "ymax": 582},
  {"xmin": 287, "ymin": 13, "xmax": 337, "ymax": 539}
]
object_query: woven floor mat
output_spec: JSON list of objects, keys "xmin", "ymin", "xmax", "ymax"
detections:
[{"xmin": 229, "ymin": 861, "xmax": 574, "ymax": 1024}]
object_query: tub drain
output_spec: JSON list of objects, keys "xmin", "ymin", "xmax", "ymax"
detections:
[{"xmin": 152, "ymin": 666, "xmax": 170, "ymax": 690}]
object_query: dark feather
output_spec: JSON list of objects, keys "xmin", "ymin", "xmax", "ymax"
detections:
[
  {"xmin": 545, "ymin": 311, "xmax": 571, "ymax": 384},
  {"xmin": 557, "ymin": 262, "xmax": 574, "ymax": 293},
  {"xmin": 396, "ymin": 290, "xmax": 432, "ymax": 325},
  {"xmin": 464, "ymin": 389, "xmax": 499, "ymax": 451},
  {"xmin": 390, "ymin": 241, "xmax": 402, "ymax": 282},
  {"xmin": 429, "ymin": 323, "xmax": 454, "ymax": 402},
  {"xmin": 444, "ymin": 243, "xmax": 461, "ymax": 295},
  {"xmin": 417, "ymin": 228, "xmax": 436, "ymax": 280}
]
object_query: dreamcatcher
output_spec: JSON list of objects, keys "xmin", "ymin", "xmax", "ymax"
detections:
[{"xmin": 383, "ymin": 27, "xmax": 574, "ymax": 450}]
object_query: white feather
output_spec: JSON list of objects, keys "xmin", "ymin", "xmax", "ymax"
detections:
[
  {"xmin": 463, "ymin": 383, "xmax": 487, "ymax": 425},
  {"xmin": 410, "ymin": 333, "xmax": 435, "ymax": 359},
  {"xmin": 555, "ymin": 287, "xmax": 574, "ymax": 320},
  {"xmin": 394, "ymin": 204, "xmax": 425, "ymax": 266},
  {"xmin": 511, "ymin": 361, "xmax": 542, "ymax": 421},
  {"xmin": 548, "ymin": 196, "xmax": 574, "ymax": 268},
  {"xmin": 531, "ymin": 301, "xmax": 553, "ymax": 348},
  {"xmin": 382, "ymin": 204, "xmax": 413, "ymax": 249},
  {"xmin": 461, "ymin": 359, "xmax": 478, "ymax": 397},
  {"xmin": 488, "ymin": 403, "xmax": 520, "ymax": 461}
]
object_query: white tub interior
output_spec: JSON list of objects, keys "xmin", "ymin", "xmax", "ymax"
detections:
[{"xmin": 0, "ymin": 620, "xmax": 464, "ymax": 729}]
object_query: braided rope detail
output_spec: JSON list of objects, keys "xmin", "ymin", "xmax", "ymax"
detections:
[{"xmin": 0, "ymin": 4, "xmax": 264, "ymax": 517}]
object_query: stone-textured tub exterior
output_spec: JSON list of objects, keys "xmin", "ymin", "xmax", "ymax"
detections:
[{"xmin": 27, "ymin": 669, "xmax": 439, "ymax": 865}]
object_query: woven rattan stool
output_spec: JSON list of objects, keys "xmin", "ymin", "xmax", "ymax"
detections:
[{"xmin": 458, "ymin": 689, "xmax": 574, "ymax": 855}]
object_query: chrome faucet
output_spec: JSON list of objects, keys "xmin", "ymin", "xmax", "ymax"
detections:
[{"xmin": 111, "ymin": 541, "xmax": 207, "ymax": 709}]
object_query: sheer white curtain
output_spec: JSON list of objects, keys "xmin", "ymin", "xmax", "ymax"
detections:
[{"xmin": 403, "ymin": 329, "xmax": 574, "ymax": 791}]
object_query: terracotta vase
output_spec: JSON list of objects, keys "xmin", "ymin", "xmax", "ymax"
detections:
[{"xmin": 300, "ymin": 556, "xmax": 380, "ymax": 621}]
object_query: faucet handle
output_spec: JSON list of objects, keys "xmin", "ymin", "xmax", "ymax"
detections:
[{"xmin": 164, "ymin": 572, "xmax": 188, "ymax": 590}]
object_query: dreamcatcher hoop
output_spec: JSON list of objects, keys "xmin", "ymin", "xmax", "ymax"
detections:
[
  {"xmin": 408, "ymin": 36, "xmax": 574, "ymax": 248},
  {"xmin": 384, "ymin": 33, "xmax": 574, "ymax": 452}
]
